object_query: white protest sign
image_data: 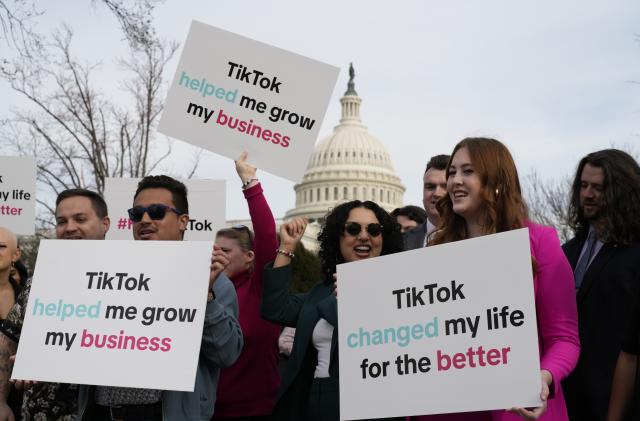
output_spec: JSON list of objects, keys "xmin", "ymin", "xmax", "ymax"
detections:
[
  {"xmin": 104, "ymin": 178, "xmax": 226, "ymax": 241},
  {"xmin": 12, "ymin": 239, "xmax": 212, "ymax": 391},
  {"xmin": 158, "ymin": 21, "xmax": 340, "ymax": 182},
  {"xmin": 337, "ymin": 229, "xmax": 540, "ymax": 420},
  {"xmin": 0, "ymin": 156, "xmax": 36, "ymax": 235}
]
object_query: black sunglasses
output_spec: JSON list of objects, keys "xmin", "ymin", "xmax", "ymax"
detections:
[
  {"xmin": 344, "ymin": 222, "xmax": 383, "ymax": 237},
  {"xmin": 127, "ymin": 204, "xmax": 183, "ymax": 222}
]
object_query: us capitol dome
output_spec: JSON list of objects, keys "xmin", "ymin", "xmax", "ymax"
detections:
[
  {"xmin": 285, "ymin": 64, "xmax": 405, "ymax": 221},
  {"xmin": 284, "ymin": 64, "xmax": 405, "ymax": 250}
]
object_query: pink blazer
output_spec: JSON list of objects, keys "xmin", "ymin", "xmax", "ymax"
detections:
[{"xmin": 413, "ymin": 223, "xmax": 580, "ymax": 421}]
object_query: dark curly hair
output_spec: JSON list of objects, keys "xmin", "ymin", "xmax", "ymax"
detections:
[
  {"xmin": 568, "ymin": 149, "xmax": 640, "ymax": 245},
  {"xmin": 317, "ymin": 200, "xmax": 403, "ymax": 284}
]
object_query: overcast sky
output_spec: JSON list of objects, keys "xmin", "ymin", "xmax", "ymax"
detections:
[{"xmin": 2, "ymin": 1, "xmax": 639, "ymax": 221}]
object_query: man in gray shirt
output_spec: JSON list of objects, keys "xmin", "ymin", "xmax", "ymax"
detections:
[{"xmin": 78, "ymin": 175, "xmax": 243, "ymax": 420}]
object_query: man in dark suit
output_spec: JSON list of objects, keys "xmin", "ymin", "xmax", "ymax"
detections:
[
  {"xmin": 561, "ymin": 149, "xmax": 640, "ymax": 421},
  {"xmin": 404, "ymin": 154, "xmax": 449, "ymax": 250}
]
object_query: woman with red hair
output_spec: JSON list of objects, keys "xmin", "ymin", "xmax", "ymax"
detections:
[{"xmin": 416, "ymin": 137, "xmax": 580, "ymax": 421}]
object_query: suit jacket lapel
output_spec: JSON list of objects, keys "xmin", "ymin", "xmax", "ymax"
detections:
[{"xmin": 577, "ymin": 244, "xmax": 616, "ymax": 303}]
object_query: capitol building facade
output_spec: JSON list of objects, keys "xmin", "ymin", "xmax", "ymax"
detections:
[
  {"xmin": 230, "ymin": 65, "xmax": 405, "ymax": 252},
  {"xmin": 285, "ymin": 68, "xmax": 405, "ymax": 222}
]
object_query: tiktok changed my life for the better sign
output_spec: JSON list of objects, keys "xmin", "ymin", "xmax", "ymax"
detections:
[{"xmin": 337, "ymin": 229, "xmax": 541, "ymax": 420}]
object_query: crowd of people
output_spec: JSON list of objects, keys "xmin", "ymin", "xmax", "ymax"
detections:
[{"xmin": 0, "ymin": 138, "xmax": 639, "ymax": 421}]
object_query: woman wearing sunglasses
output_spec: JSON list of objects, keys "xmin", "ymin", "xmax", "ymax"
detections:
[
  {"xmin": 213, "ymin": 152, "xmax": 281, "ymax": 421},
  {"xmin": 261, "ymin": 200, "xmax": 404, "ymax": 421},
  {"xmin": 414, "ymin": 138, "xmax": 579, "ymax": 421}
]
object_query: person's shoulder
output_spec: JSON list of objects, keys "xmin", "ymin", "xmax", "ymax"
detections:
[
  {"xmin": 612, "ymin": 239, "xmax": 640, "ymax": 260},
  {"xmin": 16, "ymin": 277, "xmax": 32, "ymax": 305},
  {"xmin": 524, "ymin": 221, "xmax": 557, "ymax": 241},
  {"xmin": 307, "ymin": 281, "xmax": 332, "ymax": 297},
  {"xmin": 523, "ymin": 222, "xmax": 570, "ymax": 262},
  {"xmin": 213, "ymin": 273, "xmax": 235, "ymax": 297}
]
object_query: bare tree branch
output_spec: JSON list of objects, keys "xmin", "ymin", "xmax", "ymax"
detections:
[
  {"xmin": 523, "ymin": 170, "xmax": 573, "ymax": 243},
  {"xmin": 0, "ymin": 2, "xmax": 189, "ymax": 228},
  {"xmin": 523, "ymin": 144, "xmax": 639, "ymax": 244},
  {"xmin": 185, "ymin": 149, "xmax": 203, "ymax": 179},
  {"xmin": 0, "ymin": 0, "xmax": 43, "ymax": 58},
  {"xmin": 97, "ymin": 0, "xmax": 162, "ymax": 50}
]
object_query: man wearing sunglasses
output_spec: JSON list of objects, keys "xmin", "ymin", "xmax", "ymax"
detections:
[{"xmin": 77, "ymin": 175, "xmax": 243, "ymax": 421}]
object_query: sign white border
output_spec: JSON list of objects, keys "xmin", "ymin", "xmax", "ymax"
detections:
[
  {"xmin": 338, "ymin": 229, "xmax": 541, "ymax": 419},
  {"xmin": 13, "ymin": 240, "xmax": 212, "ymax": 391}
]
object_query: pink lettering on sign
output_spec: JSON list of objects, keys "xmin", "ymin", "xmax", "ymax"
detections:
[
  {"xmin": 80, "ymin": 329, "xmax": 171, "ymax": 352},
  {"xmin": 436, "ymin": 346, "xmax": 511, "ymax": 371},
  {"xmin": 0, "ymin": 205, "xmax": 23, "ymax": 215}
]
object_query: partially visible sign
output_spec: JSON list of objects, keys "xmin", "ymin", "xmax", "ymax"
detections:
[
  {"xmin": 0, "ymin": 156, "xmax": 36, "ymax": 235},
  {"xmin": 104, "ymin": 178, "xmax": 225, "ymax": 241}
]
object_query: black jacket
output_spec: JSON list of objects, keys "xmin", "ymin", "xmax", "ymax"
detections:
[
  {"xmin": 261, "ymin": 263, "xmax": 403, "ymax": 421},
  {"xmin": 562, "ymin": 233, "xmax": 640, "ymax": 421},
  {"xmin": 262, "ymin": 263, "xmax": 337, "ymax": 420},
  {"xmin": 402, "ymin": 222, "xmax": 428, "ymax": 251}
]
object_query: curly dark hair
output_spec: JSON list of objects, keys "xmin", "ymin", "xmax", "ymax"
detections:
[
  {"xmin": 568, "ymin": 149, "xmax": 640, "ymax": 245},
  {"xmin": 317, "ymin": 200, "xmax": 403, "ymax": 284}
]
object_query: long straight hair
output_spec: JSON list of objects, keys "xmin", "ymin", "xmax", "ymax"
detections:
[{"xmin": 431, "ymin": 137, "xmax": 529, "ymax": 245}]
